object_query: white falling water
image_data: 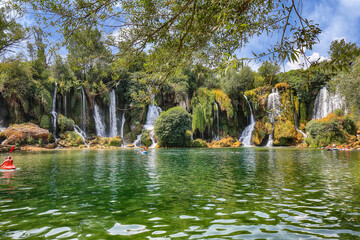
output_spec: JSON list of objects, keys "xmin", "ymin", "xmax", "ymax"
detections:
[
  {"xmin": 81, "ymin": 88, "xmax": 87, "ymax": 131},
  {"xmin": 267, "ymin": 89, "xmax": 281, "ymax": 123},
  {"xmin": 134, "ymin": 102, "xmax": 162, "ymax": 148},
  {"xmin": 120, "ymin": 111, "xmax": 127, "ymax": 147},
  {"xmin": 239, "ymin": 95, "xmax": 256, "ymax": 146},
  {"xmin": 51, "ymin": 82, "xmax": 58, "ymax": 140},
  {"xmin": 74, "ymin": 124, "xmax": 89, "ymax": 148},
  {"xmin": 266, "ymin": 130, "xmax": 274, "ymax": 147},
  {"xmin": 266, "ymin": 89, "xmax": 282, "ymax": 147},
  {"xmin": 109, "ymin": 89, "xmax": 118, "ymax": 137},
  {"xmin": 93, "ymin": 100, "xmax": 106, "ymax": 137},
  {"xmin": 293, "ymin": 107, "xmax": 307, "ymax": 139},
  {"xmin": 312, "ymin": 86, "xmax": 347, "ymax": 119}
]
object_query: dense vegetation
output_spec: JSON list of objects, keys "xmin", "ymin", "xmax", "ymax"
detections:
[{"xmin": 1, "ymin": 1, "xmax": 360, "ymax": 148}]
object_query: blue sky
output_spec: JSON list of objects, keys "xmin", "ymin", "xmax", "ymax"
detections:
[{"xmin": 5, "ymin": 0, "xmax": 360, "ymax": 72}]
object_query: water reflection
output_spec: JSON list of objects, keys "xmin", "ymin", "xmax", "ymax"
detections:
[{"xmin": 0, "ymin": 148, "xmax": 360, "ymax": 239}]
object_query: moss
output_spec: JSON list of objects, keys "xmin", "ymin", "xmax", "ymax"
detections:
[
  {"xmin": 252, "ymin": 119, "xmax": 272, "ymax": 146},
  {"xmin": 97, "ymin": 136, "xmax": 124, "ymax": 147},
  {"xmin": 273, "ymin": 120, "xmax": 302, "ymax": 146}
]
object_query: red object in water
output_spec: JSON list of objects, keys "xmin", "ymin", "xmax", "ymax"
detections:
[{"xmin": 1, "ymin": 157, "xmax": 16, "ymax": 170}]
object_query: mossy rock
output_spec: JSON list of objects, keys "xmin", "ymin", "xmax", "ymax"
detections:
[
  {"xmin": 58, "ymin": 131, "xmax": 84, "ymax": 147},
  {"xmin": 140, "ymin": 130, "xmax": 152, "ymax": 147},
  {"xmin": 273, "ymin": 120, "xmax": 302, "ymax": 146},
  {"xmin": 252, "ymin": 119, "xmax": 272, "ymax": 146},
  {"xmin": 95, "ymin": 136, "xmax": 124, "ymax": 147},
  {"xmin": 192, "ymin": 138, "xmax": 208, "ymax": 148}
]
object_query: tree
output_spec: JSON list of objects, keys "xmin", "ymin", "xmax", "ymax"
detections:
[
  {"xmin": 221, "ymin": 66, "xmax": 254, "ymax": 100},
  {"xmin": 258, "ymin": 61, "xmax": 280, "ymax": 86},
  {"xmin": 17, "ymin": 0, "xmax": 320, "ymax": 66},
  {"xmin": 0, "ymin": 7, "xmax": 26, "ymax": 55},
  {"xmin": 328, "ymin": 39, "xmax": 360, "ymax": 71}
]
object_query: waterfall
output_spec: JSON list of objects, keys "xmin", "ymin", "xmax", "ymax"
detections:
[
  {"xmin": 93, "ymin": 100, "xmax": 106, "ymax": 137},
  {"xmin": 239, "ymin": 95, "xmax": 256, "ymax": 146},
  {"xmin": 51, "ymin": 82, "xmax": 58, "ymax": 140},
  {"xmin": 133, "ymin": 101, "xmax": 162, "ymax": 148},
  {"xmin": 144, "ymin": 103, "xmax": 162, "ymax": 148},
  {"xmin": 267, "ymin": 88, "xmax": 281, "ymax": 123},
  {"xmin": 312, "ymin": 86, "xmax": 347, "ymax": 119},
  {"xmin": 266, "ymin": 130, "xmax": 274, "ymax": 147},
  {"xmin": 293, "ymin": 107, "xmax": 307, "ymax": 139},
  {"xmin": 266, "ymin": 89, "xmax": 282, "ymax": 147},
  {"xmin": 109, "ymin": 89, "xmax": 118, "ymax": 137},
  {"xmin": 120, "ymin": 111, "xmax": 127, "ymax": 147},
  {"xmin": 81, "ymin": 88, "xmax": 87, "ymax": 131},
  {"xmin": 74, "ymin": 124, "xmax": 89, "ymax": 148}
]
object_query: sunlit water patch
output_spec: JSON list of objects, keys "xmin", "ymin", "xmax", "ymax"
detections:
[{"xmin": 0, "ymin": 148, "xmax": 360, "ymax": 239}]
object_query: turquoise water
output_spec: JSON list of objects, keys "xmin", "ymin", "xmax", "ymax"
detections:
[{"xmin": 0, "ymin": 148, "xmax": 360, "ymax": 239}]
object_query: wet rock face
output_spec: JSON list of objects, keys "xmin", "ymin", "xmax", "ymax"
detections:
[{"xmin": 2, "ymin": 123, "xmax": 49, "ymax": 145}]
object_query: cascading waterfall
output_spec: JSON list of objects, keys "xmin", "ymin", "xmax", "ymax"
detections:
[
  {"xmin": 51, "ymin": 82, "xmax": 58, "ymax": 140},
  {"xmin": 120, "ymin": 111, "xmax": 127, "ymax": 146},
  {"xmin": 239, "ymin": 95, "xmax": 256, "ymax": 146},
  {"xmin": 93, "ymin": 100, "xmax": 106, "ymax": 137},
  {"xmin": 134, "ymin": 101, "xmax": 162, "ymax": 148},
  {"xmin": 81, "ymin": 88, "xmax": 87, "ymax": 131},
  {"xmin": 266, "ymin": 89, "xmax": 281, "ymax": 147},
  {"xmin": 74, "ymin": 124, "xmax": 89, "ymax": 148},
  {"xmin": 109, "ymin": 89, "xmax": 118, "ymax": 137},
  {"xmin": 312, "ymin": 86, "xmax": 347, "ymax": 119},
  {"xmin": 293, "ymin": 107, "xmax": 307, "ymax": 139}
]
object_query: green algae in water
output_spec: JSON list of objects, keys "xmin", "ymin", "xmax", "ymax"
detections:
[{"xmin": 0, "ymin": 148, "xmax": 360, "ymax": 239}]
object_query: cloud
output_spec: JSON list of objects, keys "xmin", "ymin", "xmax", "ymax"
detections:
[{"xmin": 286, "ymin": 52, "xmax": 328, "ymax": 71}]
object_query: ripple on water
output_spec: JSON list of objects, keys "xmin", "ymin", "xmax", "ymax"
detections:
[
  {"xmin": 108, "ymin": 223, "xmax": 149, "ymax": 236},
  {"xmin": 9, "ymin": 227, "xmax": 50, "ymax": 239}
]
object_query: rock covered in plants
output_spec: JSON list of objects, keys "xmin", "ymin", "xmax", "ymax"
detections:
[
  {"xmin": 154, "ymin": 107, "xmax": 192, "ymax": 147},
  {"xmin": 58, "ymin": 131, "xmax": 85, "ymax": 147},
  {"xmin": 273, "ymin": 120, "xmax": 303, "ymax": 146},
  {"xmin": 252, "ymin": 119, "xmax": 272, "ymax": 145},
  {"xmin": 191, "ymin": 138, "xmax": 208, "ymax": 148},
  {"xmin": 305, "ymin": 112, "xmax": 357, "ymax": 147},
  {"xmin": 90, "ymin": 136, "xmax": 124, "ymax": 147},
  {"xmin": 2, "ymin": 123, "xmax": 49, "ymax": 145}
]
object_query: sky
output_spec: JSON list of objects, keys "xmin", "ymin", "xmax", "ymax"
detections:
[{"xmin": 3, "ymin": 0, "xmax": 360, "ymax": 72}]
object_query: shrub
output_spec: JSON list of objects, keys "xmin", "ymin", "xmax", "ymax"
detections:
[
  {"xmin": 192, "ymin": 138, "xmax": 208, "ymax": 148},
  {"xmin": 334, "ymin": 109, "xmax": 344, "ymax": 116},
  {"xmin": 57, "ymin": 114, "xmax": 75, "ymax": 133},
  {"xmin": 140, "ymin": 130, "xmax": 152, "ymax": 147},
  {"xmin": 40, "ymin": 115, "xmax": 51, "ymax": 129},
  {"xmin": 154, "ymin": 107, "xmax": 192, "ymax": 147},
  {"xmin": 27, "ymin": 136, "xmax": 35, "ymax": 145}
]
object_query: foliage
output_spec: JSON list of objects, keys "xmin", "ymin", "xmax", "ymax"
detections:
[
  {"xmin": 191, "ymin": 138, "xmax": 208, "ymax": 148},
  {"xmin": 140, "ymin": 130, "xmax": 152, "ymax": 147},
  {"xmin": 221, "ymin": 66, "xmax": 254, "ymax": 100},
  {"xmin": 57, "ymin": 114, "xmax": 75, "ymax": 133},
  {"xmin": 328, "ymin": 39, "xmax": 360, "ymax": 71},
  {"xmin": 258, "ymin": 61, "xmax": 280, "ymax": 86},
  {"xmin": 40, "ymin": 115, "xmax": 51, "ymax": 129},
  {"xmin": 0, "ymin": 7, "xmax": 26, "ymax": 55},
  {"xmin": 273, "ymin": 120, "xmax": 302, "ymax": 146},
  {"xmin": 154, "ymin": 107, "xmax": 192, "ymax": 147},
  {"xmin": 212, "ymin": 89, "xmax": 234, "ymax": 119},
  {"xmin": 305, "ymin": 113, "xmax": 356, "ymax": 147},
  {"xmin": 60, "ymin": 131, "xmax": 84, "ymax": 147}
]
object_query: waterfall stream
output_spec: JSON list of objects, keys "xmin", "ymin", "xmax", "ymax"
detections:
[
  {"xmin": 109, "ymin": 89, "xmax": 118, "ymax": 137},
  {"xmin": 266, "ymin": 89, "xmax": 282, "ymax": 147},
  {"xmin": 51, "ymin": 82, "xmax": 58, "ymax": 141},
  {"xmin": 134, "ymin": 101, "xmax": 162, "ymax": 148},
  {"xmin": 74, "ymin": 124, "xmax": 89, "ymax": 148},
  {"xmin": 93, "ymin": 100, "xmax": 106, "ymax": 137},
  {"xmin": 312, "ymin": 86, "xmax": 347, "ymax": 119},
  {"xmin": 120, "ymin": 111, "xmax": 126, "ymax": 147},
  {"xmin": 239, "ymin": 95, "xmax": 256, "ymax": 146}
]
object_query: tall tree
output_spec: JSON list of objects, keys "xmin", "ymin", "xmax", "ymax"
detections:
[{"xmin": 0, "ymin": 7, "xmax": 26, "ymax": 55}]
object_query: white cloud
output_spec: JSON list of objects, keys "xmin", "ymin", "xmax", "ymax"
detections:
[{"xmin": 286, "ymin": 52, "xmax": 328, "ymax": 71}]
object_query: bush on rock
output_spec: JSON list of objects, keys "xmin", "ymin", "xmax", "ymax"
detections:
[{"xmin": 154, "ymin": 107, "xmax": 192, "ymax": 147}]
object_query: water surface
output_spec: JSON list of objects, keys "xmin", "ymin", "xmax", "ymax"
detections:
[{"xmin": 1, "ymin": 148, "xmax": 360, "ymax": 239}]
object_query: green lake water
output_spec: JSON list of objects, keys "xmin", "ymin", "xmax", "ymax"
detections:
[{"xmin": 0, "ymin": 148, "xmax": 360, "ymax": 239}]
